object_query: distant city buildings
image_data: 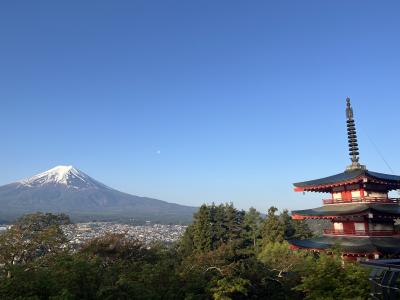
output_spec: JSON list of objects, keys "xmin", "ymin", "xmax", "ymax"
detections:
[{"xmin": 61, "ymin": 222, "xmax": 187, "ymax": 248}]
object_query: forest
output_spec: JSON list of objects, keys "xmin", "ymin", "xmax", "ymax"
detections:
[{"xmin": 0, "ymin": 205, "xmax": 370, "ymax": 300}]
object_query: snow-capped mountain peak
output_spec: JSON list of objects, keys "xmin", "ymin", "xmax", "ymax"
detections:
[
  {"xmin": 18, "ymin": 165, "xmax": 107, "ymax": 189},
  {"xmin": 0, "ymin": 165, "xmax": 196, "ymax": 223}
]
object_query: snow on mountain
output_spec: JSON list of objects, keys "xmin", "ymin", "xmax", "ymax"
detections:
[
  {"xmin": 18, "ymin": 165, "xmax": 110, "ymax": 190},
  {"xmin": 0, "ymin": 165, "xmax": 196, "ymax": 223}
]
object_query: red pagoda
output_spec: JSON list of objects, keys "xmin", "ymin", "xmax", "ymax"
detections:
[{"xmin": 289, "ymin": 98, "xmax": 400, "ymax": 260}]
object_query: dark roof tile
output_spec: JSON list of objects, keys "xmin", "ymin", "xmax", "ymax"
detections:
[
  {"xmin": 288, "ymin": 236, "xmax": 400, "ymax": 254},
  {"xmin": 292, "ymin": 203, "xmax": 400, "ymax": 217},
  {"xmin": 294, "ymin": 169, "xmax": 400, "ymax": 189}
]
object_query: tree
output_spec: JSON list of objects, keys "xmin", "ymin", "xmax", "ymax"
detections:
[
  {"xmin": 291, "ymin": 219, "xmax": 313, "ymax": 240},
  {"xmin": 243, "ymin": 207, "xmax": 262, "ymax": 249},
  {"xmin": 183, "ymin": 203, "xmax": 247, "ymax": 255},
  {"xmin": 80, "ymin": 233, "xmax": 152, "ymax": 264},
  {"xmin": 178, "ymin": 224, "xmax": 195, "ymax": 257},
  {"xmin": 260, "ymin": 208, "xmax": 312, "ymax": 244},
  {"xmin": 258, "ymin": 241, "xmax": 310, "ymax": 277},
  {"xmin": 223, "ymin": 203, "xmax": 246, "ymax": 253},
  {"xmin": 295, "ymin": 253, "xmax": 370, "ymax": 300},
  {"xmin": 210, "ymin": 277, "xmax": 250, "ymax": 300},
  {"xmin": 211, "ymin": 204, "xmax": 227, "ymax": 247},
  {"xmin": 192, "ymin": 204, "xmax": 213, "ymax": 253},
  {"xmin": 15, "ymin": 212, "xmax": 71, "ymax": 231},
  {"xmin": 261, "ymin": 207, "xmax": 285, "ymax": 244},
  {"xmin": 0, "ymin": 212, "xmax": 69, "ymax": 273},
  {"xmin": 280, "ymin": 209, "xmax": 295, "ymax": 239}
]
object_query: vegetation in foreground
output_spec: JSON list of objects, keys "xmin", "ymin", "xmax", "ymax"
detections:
[{"xmin": 0, "ymin": 206, "xmax": 370, "ymax": 300}]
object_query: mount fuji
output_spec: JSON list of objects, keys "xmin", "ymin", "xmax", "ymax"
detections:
[{"xmin": 0, "ymin": 166, "xmax": 197, "ymax": 223}]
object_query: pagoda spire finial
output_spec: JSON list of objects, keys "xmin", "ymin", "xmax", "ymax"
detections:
[{"xmin": 345, "ymin": 97, "xmax": 366, "ymax": 171}]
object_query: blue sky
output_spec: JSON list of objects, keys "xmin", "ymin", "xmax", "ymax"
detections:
[{"xmin": 1, "ymin": 1, "xmax": 400, "ymax": 212}]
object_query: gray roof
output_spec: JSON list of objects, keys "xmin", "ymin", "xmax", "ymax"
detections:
[
  {"xmin": 292, "ymin": 203, "xmax": 400, "ymax": 217},
  {"xmin": 289, "ymin": 235, "xmax": 400, "ymax": 254},
  {"xmin": 294, "ymin": 169, "xmax": 400, "ymax": 189}
]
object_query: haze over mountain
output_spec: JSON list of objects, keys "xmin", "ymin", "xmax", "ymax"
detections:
[{"xmin": 0, "ymin": 166, "xmax": 196, "ymax": 224}]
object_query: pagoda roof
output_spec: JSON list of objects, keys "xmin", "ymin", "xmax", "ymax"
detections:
[
  {"xmin": 293, "ymin": 169, "xmax": 400, "ymax": 192},
  {"xmin": 292, "ymin": 203, "xmax": 400, "ymax": 219},
  {"xmin": 288, "ymin": 235, "xmax": 400, "ymax": 255}
]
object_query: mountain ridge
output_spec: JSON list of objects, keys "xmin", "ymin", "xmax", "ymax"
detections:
[{"xmin": 0, "ymin": 166, "xmax": 196, "ymax": 224}]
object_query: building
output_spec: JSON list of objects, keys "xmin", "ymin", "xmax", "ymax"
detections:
[{"xmin": 289, "ymin": 98, "xmax": 400, "ymax": 260}]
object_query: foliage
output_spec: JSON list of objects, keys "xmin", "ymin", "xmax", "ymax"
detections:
[
  {"xmin": 258, "ymin": 241, "xmax": 311, "ymax": 277},
  {"xmin": 192, "ymin": 204, "xmax": 213, "ymax": 253},
  {"xmin": 242, "ymin": 207, "xmax": 262, "ymax": 250},
  {"xmin": 0, "ymin": 212, "xmax": 68, "ymax": 274},
  {"xmin": 210, "ymin": 277, "xmax": 250, "ymax": 300},
  {"xmin": 260, "ymin": 207, "xmax": 312, "ymax": 246},
  {"xmin": 180, "ymin": 203, "xmax": 248, "ymax": 256},
  {"xmin": 291, "ymin": 219, "xmax": 313, "ymax": 240},
  {"xmin": 0, "ymin": 208, "xmax": 371, "ymax": 300},
  {"xmin": 295, "ymin": 253, "xmax": 370, "ymax": 300},
  {"xmin": 15, "ymin": 212, "xmax": 71, "ymax": 231},
  {"xmin": 261, "ymin": 207, "xmax": 285, "ymax": 244},
  {"xmin": 80, "ymin": 233, "xmax": 153, "ymax": 263}
]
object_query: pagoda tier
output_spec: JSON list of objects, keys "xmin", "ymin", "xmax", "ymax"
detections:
[
  {"xmin": 289, "ymin": 236, "xmax": 400, "ymax": 258},
  {"xmin": 292, "ymin": 203, "xmax": 400, "ymax": 220},
  {"xmin": 289, "ymin": 98, "xmax": 400, "ymax": 260},
  {"xmin": 293, "ymin": 169, "xmax": 400, "ymax": 194}
]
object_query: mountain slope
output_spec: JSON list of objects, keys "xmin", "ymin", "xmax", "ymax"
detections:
[{"xmin": 0, "ymin": 166, "xmax": 196, "ymax": 224}]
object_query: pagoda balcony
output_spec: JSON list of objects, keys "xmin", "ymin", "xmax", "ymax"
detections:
[
  {"xmin": 322, "ymin": 197, "xmax": 400, "ymax": 205},
  {"xmin": 323, "ymin": 229, "xmax": 400, "ymax": 237}
]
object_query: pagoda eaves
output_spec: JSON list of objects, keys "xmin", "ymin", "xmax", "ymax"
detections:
[
  {"xmin": 294, "ymin": 169, "xmax": 400, "ymax": 193},
  {"xmin": 289, "ymin": 97, "xmax": 400, "ymax": 260},
  {"xmin": 292, "ymin": 203, "xmax": 400, "ymax": 220}
]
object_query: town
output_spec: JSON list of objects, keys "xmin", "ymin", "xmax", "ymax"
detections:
[{"xmin": 61, "ymin": 222, "xmax": 187, "ymax": 247}]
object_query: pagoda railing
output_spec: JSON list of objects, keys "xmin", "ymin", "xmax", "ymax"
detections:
[
  {"xmin": 323, "ymin": 229, "xmax": 400, "ymax": 236},
  {"xmin": 322, "ymin": 197, "xmax": 400, "ymax": 205}
]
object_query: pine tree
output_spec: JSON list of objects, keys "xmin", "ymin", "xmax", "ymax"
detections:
[
  {"xmin": 211, "ymin": 203, "xmax": 226, "ymax": 248},
  {"xmin": 243, "ymin": 207, "xmax": 262, "ymax": 248},
  {"xmin": 292, "ymin": 219, "xmax": 313, "ymax": 240},
  {"xmin": 280, "ymin": 209, "xmax": 296, "ymax": 239},
  {"xmin": 224, "ymin": 203, "xmax": 242, "ymax": 242},
  {"xmin": 178, "ymin": 224, "xmax": 195, "ymax": 257},
  {"xmin": 192, "ymin": 204, "xmax": 212, "ymax": 252},
  {"xmin": 261, "ymin": 207, "xmax": 285, "ymax": 244}
]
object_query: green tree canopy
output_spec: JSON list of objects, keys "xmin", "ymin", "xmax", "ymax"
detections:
[
  {"xmin": 0, "ymin": 212, "xmax": 69, "ymax": 272},
  {"xmin": 295, "ymin": 253, "xmax": 370, "ymax": 300}
]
